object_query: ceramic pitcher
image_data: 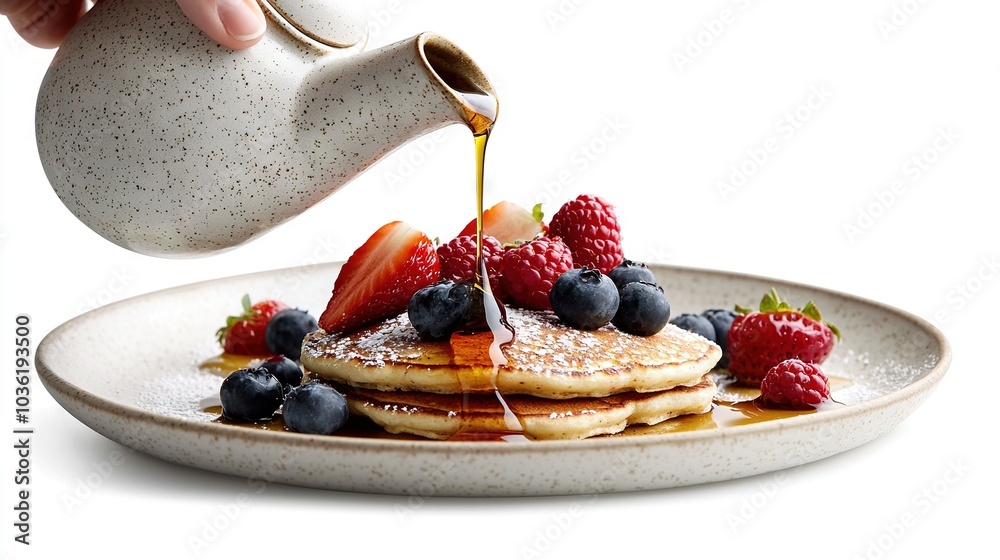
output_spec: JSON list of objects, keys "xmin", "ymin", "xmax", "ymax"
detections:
[{"xmin": 35, "ymin": 0, "xmax": 496, "ymax": 256}]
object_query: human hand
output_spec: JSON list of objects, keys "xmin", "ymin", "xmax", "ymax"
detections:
[{"xmin": 0, "ymin": 0, "xmax": 266, "ymax": 49}]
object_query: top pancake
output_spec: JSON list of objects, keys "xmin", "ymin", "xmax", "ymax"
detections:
[{"xmin": 301, "ymin": 308, "xmax": 721, "ymax": 399}]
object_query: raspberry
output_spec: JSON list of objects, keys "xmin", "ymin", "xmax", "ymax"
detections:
[
  {"xmin": 437, "ymin": 234, "xmax": 504, "ymax": 295},
  {"xmin": 548, "ymin": 194, "xmax": 624, "ymax": 274},
  {"xmin": 758, "ymin": 359, "xmax": 830, "ymax": 408},
  {"xmin": 500, "ymin": 236, "xmax": 574, "ymax": 310}
]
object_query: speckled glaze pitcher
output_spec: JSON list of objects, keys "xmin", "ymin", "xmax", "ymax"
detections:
[{"xmin": 36, "ymin": 0, "xmax": 496, "ymax": 257}]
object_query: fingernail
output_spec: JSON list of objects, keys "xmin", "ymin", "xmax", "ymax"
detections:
[{"xmin": 217, "ymin": 0, "xmax": 265, "ymax": 42}]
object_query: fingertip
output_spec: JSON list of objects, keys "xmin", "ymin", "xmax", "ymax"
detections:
[
  {"xmin": 7, "ymin": 0, "xmax": 88, "ymax": 49},
  {"xmin": 217, "ymin": 29, "xmax": 265, "ymax": 50},
  {"xmin": 176, "ymin": 0, "xmax": 266, "ymax": 51},
  {"xmin": 217, "ymin": 0, "xmax": 266, "ymax": 45}
]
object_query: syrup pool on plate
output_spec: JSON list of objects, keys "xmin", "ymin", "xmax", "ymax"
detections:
[{"xmin": 199, "ymin": 353, "xmax": 265, "ymax": 373}]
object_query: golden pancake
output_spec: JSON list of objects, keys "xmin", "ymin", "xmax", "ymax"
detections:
[
  {"xmin": 301, "ymin": 308, "xmax": 721, "ymax": 399},
  {"xmin": 332, "ymin": 375, "xmax": 717, "ymax": 440}
]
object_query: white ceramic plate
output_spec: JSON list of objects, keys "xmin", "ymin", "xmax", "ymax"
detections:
[{"xmin": 36, "ymin": 263, "xmax": 950, "ymax": 496}]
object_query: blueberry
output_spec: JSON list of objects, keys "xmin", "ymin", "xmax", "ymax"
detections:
[
  {"xmin": 607, "ymin": 259, "xmax": 657, "ymax": 292},
  {"xmin": 282, "ymin": 382, "xmax": 350, "ymax": 435},
  {"xmin": 257, "ymin": 355, "xmax": 303, "ymax": 394},
  {"xmin": 461, "ymin": 285, "xmax": 501, "ymax": 333},
  {"xmin": 703, "ymin": 308, "xmax": 738, "ymax": 368},
  {"xmin": 549, "ymin": 267, "xmax": 619, "ymax": 330},
  {"xmin": 612, "ymin": 281, "xmax": 671, "ymax": 336},
  {"xmin": 265, "ymin": 309, "xmax": 318, "ymax": 360},
  {"xmin": 219, "ymin": 368, "xmax": 283, "ymax": 421},
  {"xmin": 407, "ymin": 280, "xmax": 474, "ymax": 339},
  {"xmin": 669, "ymin": 313, "xmax": 717, "ymax": 342}
]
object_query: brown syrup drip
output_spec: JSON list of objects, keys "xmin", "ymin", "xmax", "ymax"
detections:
[{"xmin": 445, "ymin": 86, "xmax": 528, "ymax": 442}]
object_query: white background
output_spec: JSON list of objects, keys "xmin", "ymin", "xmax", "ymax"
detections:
[{"xmin": 2, "ymin": 0, "xmax": 997, "ymax": 558}]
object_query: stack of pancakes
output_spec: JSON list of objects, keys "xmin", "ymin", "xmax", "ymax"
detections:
[{"xmin": 300, "ymin": 308, "xmax": 721, "ymax": 440}]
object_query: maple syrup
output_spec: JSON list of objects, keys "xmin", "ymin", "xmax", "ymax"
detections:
[
  {"xmin": 446, "ymin": 83, "xmax": 526, "ymax": 442},
  {"xmin": 199, "ymin": 353, "xmax": 265, "ymax": 373}
]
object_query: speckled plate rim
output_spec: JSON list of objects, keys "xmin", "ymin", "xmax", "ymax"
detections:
[{"xmin": 35, "ymin": 263, "xmax": 951, "ymax": 495}]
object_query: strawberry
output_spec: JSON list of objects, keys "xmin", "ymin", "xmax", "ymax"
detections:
[
  {"xmin": 457, "ymin": 201, "xmax": 545, "ymax": 245},
  {"xmin": 319, "ymin": 221, "xmax": 439, "ymax": 333},
  {"xmin": 548, "ymin": 194, "xmax": 623, "ymax": 274},
  {"xmin": 727, "ymin": 288, "xmax": 840, "ymax": 385},
  {"xmin": 216, "ymin": 295, "xmax": 288, "ymax": 355},
  {"xmin": 499, "ymin": 236, "xmax": 574, "ymax": 310}
]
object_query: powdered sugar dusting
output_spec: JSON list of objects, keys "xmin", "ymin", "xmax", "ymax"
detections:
[
  {"xmin": 832, "ymin": 348, "xmax": 938, "ymax": 404},
  {"xmin": 503, "ymin": 310, "xmax": 715, "ymax": 374},
  {"xmin": 302, "ymin": 308, "xmax": 719, "ymax": 382},
  {"xmin": 304, "ymin": 314, "xmax": 424, "ymax": 368},
  {"xmin": 136, "ymin": 370, "xmax": 222, "ymax": 421}
]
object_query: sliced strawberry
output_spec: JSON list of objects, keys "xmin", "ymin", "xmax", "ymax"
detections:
[
  {"xmin": 319, "ymin": 221, "xmax": 439, "ymax": 333},
  {"xmin": 457, "ymin": 201, "xmax": 545, "ymax": 245}
]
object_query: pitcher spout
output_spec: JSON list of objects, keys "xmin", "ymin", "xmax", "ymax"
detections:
[
  {"xmin": 415, "ymin": 33, "xmax": 499, "ymax": 135},
  {"xmin": 295, "ymin": 32, "xmax": 498, "ymax": 177}
]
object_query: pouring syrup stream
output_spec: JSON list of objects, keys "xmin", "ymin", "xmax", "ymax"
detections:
[{"xmin": 448, "ymin": 88, "xmax": 526, "ymax": 441}]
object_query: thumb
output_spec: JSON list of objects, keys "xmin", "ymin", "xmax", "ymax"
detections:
[
  {"xmin": 0, "ymin": 0, "xmax": 88, "ymax": 48},
  {"xmin": 175, "ymin": 0, "xmax": 266, "ymax": 50}
]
